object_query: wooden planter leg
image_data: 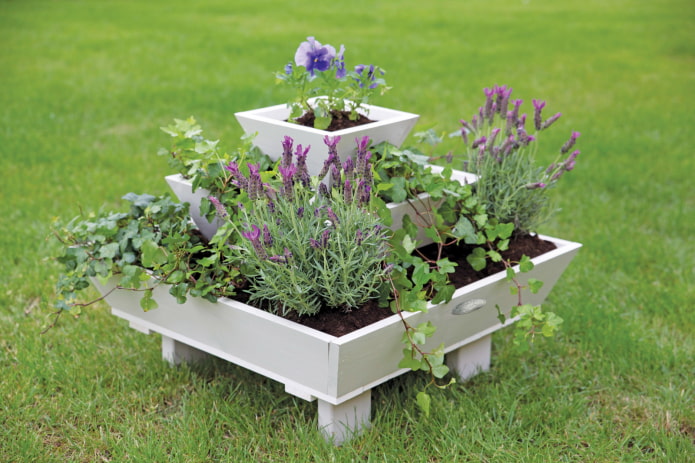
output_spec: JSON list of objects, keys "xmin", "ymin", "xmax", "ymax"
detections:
[
  {"xmin": 446, "ymin": 334, "xmax": 492, "ymax": 381},
  {"xmin": 317, "ymin": 390, "xmax": 371, "ymax": 445},
  {"xmin": 161, "ymin": 335, "xmax": 209, "ymax": 366}
]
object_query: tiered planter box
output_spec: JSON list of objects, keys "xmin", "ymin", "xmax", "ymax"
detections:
[{"xmin": 93, "ymin": 235, "xmax": 581, "ymax": 444}]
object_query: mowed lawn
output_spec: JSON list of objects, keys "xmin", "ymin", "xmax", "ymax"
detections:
[{"xmin": 1, "ymin": 0, "xmax": 693, "ymax": 461}]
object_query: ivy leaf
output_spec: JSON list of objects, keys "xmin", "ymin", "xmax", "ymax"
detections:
[
  {"xmin": 139, "ymin": 289, "xmax": 158, "ymax": 311},
  {"xmin": 452, "ymin": 216, "xmax": 478, "ymax": 244},
  {"xmin": 436, "ymin": 258, "xmax": 457, "ymax": 274},
  {"xmin": 432, "ymin": 364, "xmax": 450, "ymax": 379},
  {"xmin": 416, "ymin": 391, "xmax": 431, "ymax": 417},
  {"xmin": 141, "ymin": 240, "xmax": 168, "ymax": 267},
  {"xmin": 416, "ymin": 321, "xmax": 437, "ymax": 337},
  {"xmin": 528, "ymin": 278, "xmax": 544, "ymax": 294},
  {"xmin": 466, "ymin": 247, "xmax": 487, "ymax": 271},
  {"xmin": 98, "ymin": 242, "xmax": 120, "ymax": 259},
  {"xmin": 519, "ymin": 255, "xmax": 534, "ymax": 273}
]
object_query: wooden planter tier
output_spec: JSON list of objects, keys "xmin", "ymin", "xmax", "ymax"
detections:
[{"xmin": 94, "ymin": 234, "xmax": 581, "ymax": 444}]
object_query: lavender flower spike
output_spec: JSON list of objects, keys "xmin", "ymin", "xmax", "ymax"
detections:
[
  {"xmin": 208, "ymin": 196, "xmax": 228, "ymax": 219},
  {"xmin": 533, "ymin": 99, "xmax": 546, "ymax": 131},
  {"xmin": 525, "ymin": 182, "xmax": 547, "ymax": 190},
  {"xmin": 281, "ymin": 136, "xmax": 294, "ymax": 168},
  {"xmin": 561, "ymin": 131, "xmax": 581, "ymax": 154},
  {"xmin": 241, "ymin": 224, "xmax": 267, "ymax": 260},
  {"xmin": 541, "ymin": 112, "xmax": 562, "ymax": 130}
]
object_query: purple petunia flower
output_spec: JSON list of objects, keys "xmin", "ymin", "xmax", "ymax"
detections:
[
  {"xmin": 334, "ymin": 45, "xmax": 346, "ymax": 78},
  {"xmin": 355, "ymin": 64, "xmax": 380, "ymax": 89},
  {"xmin": 294, "ymin": 37, "xmax": 336, "ymax": 76}
]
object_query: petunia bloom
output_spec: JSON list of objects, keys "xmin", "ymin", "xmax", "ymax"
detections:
[{"xmin": 294, "ymin": 36, "xmax": 336, "ymax": 76}]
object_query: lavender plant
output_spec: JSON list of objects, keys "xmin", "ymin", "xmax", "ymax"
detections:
[
  {"xmin": 215, "ymin": 135, "xmax": 390, "ymax": 316},
  {"xmin": 457, "ymin": 85, "xmax": 581, "ymax": 234},
  {"xmin": 276, "ymin": 36, "xmax": 388, "ymax": 130}
]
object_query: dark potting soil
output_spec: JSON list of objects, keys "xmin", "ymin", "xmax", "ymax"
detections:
[
  {"xmin": 293, "ymin": 110, "xmax": 375, "ymax": 131},
  {"xmin": 279, "ymin": 234, "xmax": 557, "ymax": 337}
]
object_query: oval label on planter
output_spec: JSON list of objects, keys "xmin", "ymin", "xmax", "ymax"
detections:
[{"xmin": 452, "ymin": 298, "xmax": 487, "ymax": 315}]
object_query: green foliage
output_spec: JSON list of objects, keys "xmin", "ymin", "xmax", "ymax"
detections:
[{"xmin": 51, "ymin": 193, "xmax": 243, "ymax": 323}]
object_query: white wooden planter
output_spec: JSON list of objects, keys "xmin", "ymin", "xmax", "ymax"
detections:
[
  {"xmin": 93, "ymin": 235, "xmax": 580, "ymax": 444},
  {"xmin": 166, "ymin": 166, "xmax": 476, "ymax": 242},
  {"xmin": 234, "ymin": 98, "xmax": 419, "ymax": 176}
]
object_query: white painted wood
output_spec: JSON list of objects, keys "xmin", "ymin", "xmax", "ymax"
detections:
[
  {"xmin": 446, "ymin": 334, "xmax": 492, "ymax": 381},
  {"xmin": 317, "ymin": 390, "xmax": 371, "ymax": 445},
  {"xmin": 97, "ymin": 235, "xmax": 581, "ymax": 407},
  {"xmin": 234, "ymin": 98, "xmax": 419, "ymax": 176},
  {"xmin": 165, "ymin": 175, "xmax": 223, "ymax": 241},
  {"xmin": 161, "ymin": 335, "xmax": 209, "ymax": 366}
]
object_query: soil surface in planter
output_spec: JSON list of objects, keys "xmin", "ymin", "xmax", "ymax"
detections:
[
  {"xmin": 293, "ymin": 110, "xmax": 375, "ymax": 131},
  {"xmin": 283, "ymin": 234, "xmax": 557, "ymax": 337}
]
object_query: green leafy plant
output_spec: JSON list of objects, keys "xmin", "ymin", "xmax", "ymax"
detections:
[
  {"xmin": 49, "ymin": 193, "xmax": 243, "ymax": 331},
  {"xmin": 276, "ymin": 36, "xmax": 388, "ymax": 129}
]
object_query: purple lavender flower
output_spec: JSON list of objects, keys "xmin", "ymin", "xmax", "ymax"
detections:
[
  {"xmin": 525, "ymin": 182, "xmax": 547, "ymax": 190},
  {"xmin": 281, "ymin": 136, "xmax": 294, "ymax": 168},
  {"xmin": 294, "ymin": 144, "xmax": 311, "ymax": 186},
  {"xmin": 564, "ymin": 150, "xmax": 580, "ymax": 171},
  {"xmin": 355, "ymin": 229, "xmax": 363, "ymax": 246},
  {"xmin": 224, "ymin": 161, "xmax": 248, "ymax": 190},
  {"xmin": 496, "ymin": 85, "xmax": 512, "ymax": 116},
  {"xmin": 343, "ymin": 178, "xmax": 352, "ymax": 204},
  {"xmin": 486, "ymin": 128, "xmax": 501, "ymax": 152},
  {"xmin": 533, "ymin": 99, "xmax": 546, "ymax": 131},
  {"xmin": 483, "ymin": 87, "xmax": 495, "ymax": 120},
  {"xmin": 472, "ymin": 135, "xmax": 487, "ymax": 149},
  {"xmin": 247, "ymin": 163, "xmax": 263, "ymax": 200},
  {"xmin": 262, "ymin": 224, "xmax": 273, "ymax": 246},
  {"xmin": 208, "ymin": 196, "xmax": 228, "ymax": 219},
  {"xmin": 560, "ymin": 131, "xmax": 581, "ymax": 154},
  {"xmin": 326, "ymin": 207, "xmax": 339, "ymax": 224},
  {"xmin": 357, "ymin": 180, "xmax": 371, "ymax": 207},
  {"xmin": 297, "ymin": 206, "xmax": 304, "ymax": 218},
  {"xmin": 294, "ymin": 37, "xmax": 336, "ymax": 76},
  {"xmin": 541, "ymin": 112, "xmax": 562, "ymax": 130},
  {"xmin": 278, "ymin": 164, "xmax": 296, "ymax": 199},
  {"xmin": 323, "ymin": 135, "xmax": 341, "ymax": 149},
  {"xmin": 241, "ymin": 224, "xmax": 267, "ymax": 260},
  {"xmin": 343, "ymin": 157, "xmax": 354, "ymax": 184}
]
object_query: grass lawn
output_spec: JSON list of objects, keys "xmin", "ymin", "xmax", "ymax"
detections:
[{"xmin": 1, "ymin": 0, "xmax": 693, "ymax": 461}]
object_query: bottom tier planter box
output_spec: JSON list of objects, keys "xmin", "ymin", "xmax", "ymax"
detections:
[{"xmin": 93, "ymin": 234, "xmax": 581, "ymax": 444}]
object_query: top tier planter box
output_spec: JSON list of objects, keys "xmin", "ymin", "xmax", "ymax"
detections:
[{"xmin": 234, "ymin": 98, "xmax": 419, "ymax": 176}]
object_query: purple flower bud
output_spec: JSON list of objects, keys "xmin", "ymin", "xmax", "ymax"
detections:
[
  {"xmin": 356, "ymin": 229, "xmax": 363, "ymax": 246},
  {"xmin": 242, "ymin": 224, "xmax": 267, "ymax": 259},
  {"xmin": 533, "ymin": 99, "xmax": 546, "ymax": 131},
  {"xmin": 262, "ymin": 224, "xmax": 273, "ymax": 246},
  {"xmin": 541, "ymin": 112, "xmax": 562, "ymax": 130},
  {"xmin": 321, "ymin": 229, "xmax": 331, "ymax": 248},
  {"xmin": 330, "ymin": 164, "xmax": 341, "ymax": 184},
  {"xmin": 318, "ymin": 182, "xmax": 329, "ymax": 197},
  {"xmin": 334, "ymin": 45, "xmax": 346, "ymax": 79},
  {"xmin": 560, "ymin": 131, "xmax": 581, "ymax": 154},
  {"xmin": 284, "ymin": 63, "xmax": 293, "ymax": 75},
  {"xmin": 564, "ymin": 150, "xmax": 580, "ymax": 171},
  {"xmin": 483, "ymin": 87, "xmax": 494, "ymax": 120},
  {"xmin": 326, "ymin": 207, "xmax": 339, "ymax": 224},
  {"xmin": 294, "ymin": 144, "xmax": 311, "ymax": 185},
  {"xmin": 225, "ymin": 161, "xmax": 248, "ymax": 190},
  {"xmin": 247, "ymin": 163, "xmax": 263, "ymax": 200},
  {"xmin": 323, "ymin": 135, "xmax": 341, "ymax": 149},
  {"xmin": 278, "ymin": 164, "xmax": 296, "ymax": 199},
  {"xmin": 486, "ymin": 128, "xmax": 501, "ymax": 152},
  {"xmin": 297, "ymin": 206, "xmax": 304, "ymax": 218},
  {"xmin": 357, "ymin": 180, "xmax": 371, "ymax": 207},
  {"xmin": 343, "ymin": 178, "xmax": 352, "ymax": 204},
  {"xmin": 281, "ymin": 136, "xmax": 294, "ymax": 168},
  {"xmin": 472, "ymin": 136, "xmax": 487, "ymax": 149},
  {"xmin": 525, "ymin": 182, "xmax": 546, "ymax": 190},
  {"xmin": 208, "ymin": 196, "xmax": 228, "ymax": 219}
]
